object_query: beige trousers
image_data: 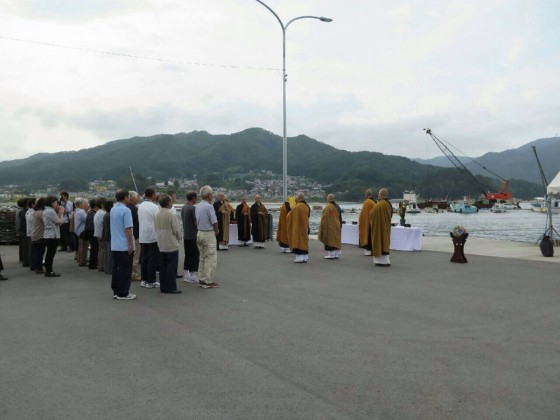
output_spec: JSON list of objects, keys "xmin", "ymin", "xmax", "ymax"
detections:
[
  {"xmin": 197, "ymin": 230, "xmax": 217, "ymax": 285},
  {"xmin": 132, "ymin": 238, "xmax": 140, "ymax": 278}
]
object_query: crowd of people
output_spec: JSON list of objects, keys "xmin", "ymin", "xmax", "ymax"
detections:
[{"xmin": 2, "ymin": 186, "xmax": 392, "ymax": 294}]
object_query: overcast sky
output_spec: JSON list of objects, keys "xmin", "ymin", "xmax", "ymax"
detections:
[{"xmin": 1, "ymin": 0, "xmax": 559, "ymax": 163}]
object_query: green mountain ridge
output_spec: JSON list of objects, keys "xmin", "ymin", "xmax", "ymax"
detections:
[{"xmin": 0, "ymin": 128, "xmax": 543, "ymax": 200}]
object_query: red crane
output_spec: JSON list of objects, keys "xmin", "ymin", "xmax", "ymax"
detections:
[{"xmin": 423, "ymin": 128, "xmax": 512, "ymax": 201}]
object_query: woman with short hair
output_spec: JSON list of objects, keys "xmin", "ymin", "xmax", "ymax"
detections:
[{"xmin": 43, "ymin": 196, "xmax": 64, "ymax": 277}]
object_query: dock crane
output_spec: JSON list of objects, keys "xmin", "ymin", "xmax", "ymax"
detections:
[{"xmin": 423, "ymin": 128, "xmax": 512, "ymax": 201}]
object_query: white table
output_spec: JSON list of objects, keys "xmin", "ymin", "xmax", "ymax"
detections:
[{"xmin": 341, "ymin": 224, "xmax": 422, "ymax": 251}]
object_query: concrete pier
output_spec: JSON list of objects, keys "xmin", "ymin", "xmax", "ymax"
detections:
[{"xmin": 1, "ymin": 238, "xmax": 559, "ymax": 419}]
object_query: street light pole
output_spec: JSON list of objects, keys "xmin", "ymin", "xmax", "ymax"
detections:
[{"xmin": 255, "ymin": 1, "xmax": 332, "ymax": 202}]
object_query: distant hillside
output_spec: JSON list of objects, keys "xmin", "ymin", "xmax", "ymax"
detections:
[
  {"xmin": 0, "ymin": 128, "xmax": 543, "ymax": 200},
  {"xmin": 414, "ymin": 137, "xmax": 560, "ymax": 184}
]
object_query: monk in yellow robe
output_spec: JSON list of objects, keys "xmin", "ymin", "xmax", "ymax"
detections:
[
  {"xmin": 318, "ymin": 194, "xmax": 342, "ymax": 259},
  {"xmin": 287, "ymin": 192, "xmax": 310, "ymax": 263},
  {"xmin": 359, "ymin": 189, "xmax": 376, "ymax": 255},
  {"xmin": 370, "ymin": 188, "xmax": 393, "ymax": 266},
  {"xmin": 276, "ymin": 198, "xmax": 293, "ymax": 253}
]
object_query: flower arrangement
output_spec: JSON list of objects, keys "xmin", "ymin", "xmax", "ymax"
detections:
[
  {"xmin": 397, "ymin": 200, "xmax": 409, "ymax": 219},
  {"xmin": 451, "ymin": 225, "xmax": 467, "ymax": 237}
]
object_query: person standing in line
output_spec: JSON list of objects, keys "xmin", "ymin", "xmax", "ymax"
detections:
[
  {"xmin": 102, "ymin": 200, "xmax": 114, "ymax": 275},
  {"xmin": 127, "ymin": 191, "xmax": 141, "ymax": 281},
  {"xmin": 195, "ymin": 185, "xmax": 219, "ymax": 289},
  {"xmin": 85, "ymin": 198, "xmax": 98, "ymax": 270},
  {"xmin": 24, "ymin": 197, "xmax": 36, "ymax": 269},
  {"xmin": 287, "ymin": 192, "xmax": 311, "ymax": 263},
  {"xmin": 94, "ymin": 198, "xmax": 107, "ymax": 272},
  {"xmin": 43, "ymin": 196, "xmax": 64, "ymax": 277},
  {"xmin": 318, "ymin": 194, "xmax": 343, "ymax": 259},
  {"xmin": 213, "ymin": 192, "xmax": 229, "ymax": 250},
  {"xmin": 16, "ymin": 198, "xmax": 26, "ymax": 263},
  {"xmin": 0, "ymin": 254, "xmax": 7, "ymax": 280},
  {"xmin": 31, "ymin": 198, "xmax": 46, "ymax": 274},
  {"xmin": 370, "ymin": 188, "xmax": 393, "ymax": 267},
  {"xmin": 250, "ymin": 195, "xmax": 269, "ymax": 249},
  {"xmin": 110, "ymin": 189, "xmax": 136, "ymax": 300},
  {"xmin": 235, "ymin": 195, "xmax": 251, "ymax": 247},
  {"xmin": 276, "ymin": 198, "xmax": 292, "ymax": 253},
  {"xmin": 59, "ymin": 192, "xmax": 74, "ymax": 252},
  {"xmin": 155, "ymin": 193, "xmax": 183, "ymax": 294},
  {"xmin": 74, "ymin": 198, "xmax": 89, "ymax": 266},
  {"xmin": 181, "ymin": 191, "xmax": 199, "ymax": 283},
  {"xmin": 19, "ymin": 198, "xmax": 31, "ymax": 267},
  {"xmin": 359, "ymin": 189, "xmax": 377, "ymax": 256},
  {"xmin": 138, "ymin": 188, "xmax": 160, "ymax": 289}
]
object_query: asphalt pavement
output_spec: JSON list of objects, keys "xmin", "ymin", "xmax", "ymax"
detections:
[{"xmin": 1, "ymin": 239, "xmax": 559, "ymax": 420}]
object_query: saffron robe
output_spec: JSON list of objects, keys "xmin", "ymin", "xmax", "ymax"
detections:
[
  {"xmin": 218, "ymin": 201, "xmax": 233, "ymax": 242},
  {"xmin": 370, "ymin": 198, "xmax": 392, "ymax": 257},
  {"xmin": 235, "ymin": 203, "xmax": 251, "ymax": 242},
  {"xmin": 359, "ymin": 198, "xmax": 376, "ymax": 248},
  {"xmin": 318, "ymin": 202, "xmax": 341, "ymax": 250},
  {"xmin": 287, "ymin": 201, "xmax": 310, "ymax": 253},
  {"xmin": 276, "ymin": 201, "xmax": 291, "ymax": 247},
  {"xmin": 250, "ymin": 202, "xmax": 269, "ymax": 242}
]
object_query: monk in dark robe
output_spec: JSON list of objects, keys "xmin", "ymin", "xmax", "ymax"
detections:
[
  {"xmin": 214, "ymin": 192, "xmax": 233, "ymax": 250},
  {"xmin": 359, "ymin": 189, "xmax": 376, "ymax": 255},
  {"xmin": 250, "ymin": 195, "xmax": 268, "ymax": 249},
  {"xmin": 276, "ymin": 198, "xmax": 293, "ymax": 253},
  {"xmin": 318, "ymin": 194, "xmax": 342, "ymax": 259},
  {"xmin": 287, "ymin": 192, "xmax": 310, "ymax": 263},
  {"xmin": 235, "ymin": 195, "xmax": 251, "ymax": 247},
  {"xmin": 370, "ymin": 187, "xmax": 393, "ymax": 266}
]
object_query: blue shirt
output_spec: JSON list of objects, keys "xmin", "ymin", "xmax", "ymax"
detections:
[
  {"xmin": 110, "ymin": 202, "xmax": 133, "ymax": 251},
  {"xmin": 74, "ymin": 208, "xmax": 87, "ymax": 236},
  {"xmin": 195, "ymin": 200, "xmax": 217, "ymax": 231}
]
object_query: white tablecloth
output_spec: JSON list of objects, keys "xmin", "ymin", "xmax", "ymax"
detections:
[{"xmin": 341, "ymin": 224, "xmax": 422, "ymax": 251}]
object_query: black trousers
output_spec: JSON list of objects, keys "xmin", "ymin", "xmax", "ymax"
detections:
[
  {"xmin": 88, "ymin": 237, "xmax": 99, "ymax": 269},
  {"xmin": 60, "ymin": 222, "xmax": 72, "ymax": 251},
  {"xmin": 183, "ymin": 238, "xmax": 199, "ymax": 272},
  {"xmin": 140, "ymin": 242, "xmax": 159, "ymax": 283},
  {"xmin": 31, "ymin": 240, "xmax": 46, "ymax": 271},
  {"xmin": 111, "ymin": 251, "xmax": 132, "ymax": 297},
  {"xmin": 159, "ymin": 251, "xmax": 179, "ymax": 293},
  {"xmin": 44, "ymin": 238, "xmax": 58, "ymax": 273}
]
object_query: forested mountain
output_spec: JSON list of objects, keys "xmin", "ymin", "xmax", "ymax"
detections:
[
  {"xmin": 415, "ymin": 136, "xmax": 560, "ymax": 184},
  {"xmin": 0, "ymin": 128, "xmax": 543, "ymax": 200}
]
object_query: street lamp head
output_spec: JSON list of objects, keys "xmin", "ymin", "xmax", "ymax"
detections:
[{"xmin": 320, "ymin": 17, "xmax": 333, "ymax": 22}]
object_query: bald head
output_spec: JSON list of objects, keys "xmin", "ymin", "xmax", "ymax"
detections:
[
  {"xmin": 296, "ymin": 192, "xmax": 305, "ymax": 202},
  {"xmin": 378, "ymin": 188, "xmax": 388, "ymax": 199},
  {"xmin": 365, "ymin": 189, "xmax": 372, "ymax": 198},
  {"xmin": 327, "ymin": 194, "xmax": 335, "ymax": 203}
]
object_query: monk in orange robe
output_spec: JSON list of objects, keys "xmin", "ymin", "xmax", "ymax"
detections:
[
  {"xmin": 318, "ymin": 194, "xmax": 342, "ymax": 259},
  {"xmin": 287, "ymin": 192, "xmax": 310, "ymax": 263},
  {"xmin": 370, "ymin": 188, "xmax": 393, "ymax": 266},
  {"xmin": 276, "ymin": 199, "xmax": 292, "ymax": 253},
  {"xmin": 359, "ymin": 189, "xmax": 376, "ymax": 255}
]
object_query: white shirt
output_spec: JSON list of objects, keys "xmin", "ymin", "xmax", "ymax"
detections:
[
  {"xmin": 93, "ymin": 209, "xmax": 106, "ymax": 238},
  {"xmin": 138, "ymin": 200, "xmax": 159, "ymax": 243}
]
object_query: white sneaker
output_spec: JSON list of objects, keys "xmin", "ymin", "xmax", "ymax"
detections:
[
  {"xmin": 364, "ymin": 250, "xmax": 372, "ymax": 256},
  {"xmin": 183, "ymin": 271, "xmax": 192, "ymax": 282},
  {"xmin": 114, "ymin": 293, "xmax": 137, "ymax": 300},
  {"xmin": 141, "ymin": 281, "xmax": 159, "ymax": 289}
]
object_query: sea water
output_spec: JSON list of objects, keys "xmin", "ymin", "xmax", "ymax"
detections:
[{"xmin": 306, "ymin": 204, "xmax": 557, "ymax": 243}]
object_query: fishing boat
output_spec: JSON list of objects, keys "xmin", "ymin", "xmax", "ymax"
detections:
[
  {"xmin": 449, "ymin": 197, "xmax": 478, "ymax": 214},
  {"xmin": 403, "ymin": 190, "xmax": 421, "ymax": 214},
  {"xmin": 490, "ymin": 202, "xmax": 506, "ymax": 213}
]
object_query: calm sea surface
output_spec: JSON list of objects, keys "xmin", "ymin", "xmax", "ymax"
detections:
[{"xmin": 304, "ymin": 203, "xmax": 558, "ymax": 243}]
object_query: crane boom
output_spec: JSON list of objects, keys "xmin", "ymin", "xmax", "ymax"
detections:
[{"xmin": 423, "ymin": 128, "xmax": 512, "ymax": 200}]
